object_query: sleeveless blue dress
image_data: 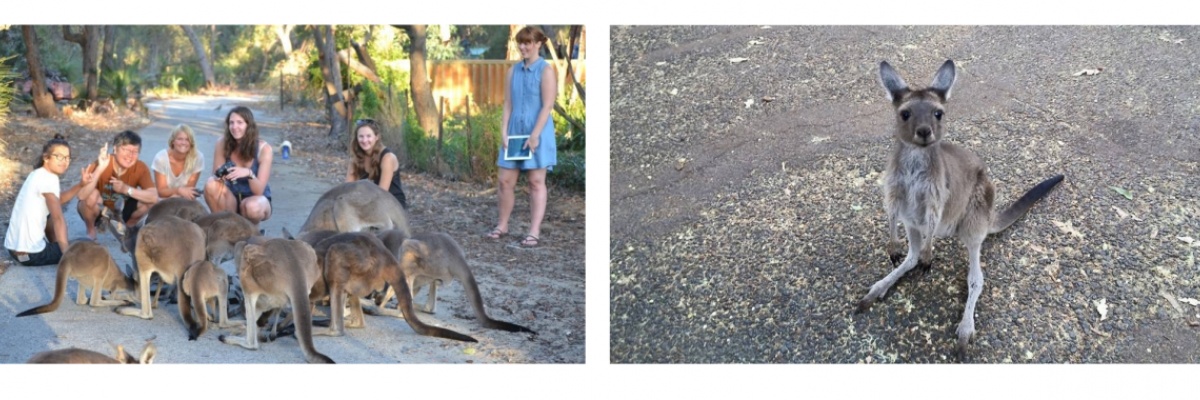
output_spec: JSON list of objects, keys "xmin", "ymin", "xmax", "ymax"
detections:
[{"xmin": 497, "ymin": 57, "xmax": 557, "ymax": 171}]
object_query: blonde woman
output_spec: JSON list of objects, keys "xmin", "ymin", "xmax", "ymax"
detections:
[{"xmin": 152, "ymin": 124, "xmax": 205, "ymax": 200}]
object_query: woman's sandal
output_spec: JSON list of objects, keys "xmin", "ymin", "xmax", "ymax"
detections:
[
  {"xmin": 519, "ymin": 235, "xmax": 540, "ymax": 248},
  {"xmin": 485, "ymin": 228, "xmax": 507, "ymax": 240}
]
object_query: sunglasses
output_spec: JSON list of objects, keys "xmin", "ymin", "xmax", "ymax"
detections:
[{"xmin": 356, "ymin": 118, "xmax": 376, "ymax": 127}]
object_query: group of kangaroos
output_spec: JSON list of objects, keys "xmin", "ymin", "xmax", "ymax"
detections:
[{"xmin": 18, "ymin": 180, "xmax": 536, "ymax": 364}]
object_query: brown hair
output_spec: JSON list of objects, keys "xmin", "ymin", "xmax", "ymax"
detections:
[
  {"xmin": 349, "ymin": 119, "xmax": 385, "ymax": 181},
  {"xmin": 222, "ymin": 106, "xmax": 260, "ymax": 161},
  {"xmin": 515, "ymin": 26, "xmax": 547, "ymax": 44},
  {"xmin": 35, "ymin": 134, "xmax": 71, "ymax": 169}
]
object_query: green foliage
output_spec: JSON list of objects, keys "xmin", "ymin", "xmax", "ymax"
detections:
[
  {"xmin": 355, "ymin": 80, "xmax": 382, "ymax": 120},
  {"xmin": 548, "ymin": 150, "xmax": 585, "ymax": 191},
  {"xmin": 99, "ymin": 62, "xmax": 142, "ymax": 101},
  {"xmin": 554, "ymin": 94, "xmax": 586, "ymax": 152}
]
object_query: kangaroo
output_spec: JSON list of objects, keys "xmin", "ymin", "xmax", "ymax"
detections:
[
  {"xmin": 179, "ymin": 260, "xmax": 242, "ymax": 340},
  {"xmin": 854, "ymin": 60, "xmax": 1064, "ymax": 357},
  {"xmin": 16, "ymin": 240, "xmax": 136, "ymax": 317},
  {"xmin": 372, "ymin": 230, "xmax": 536, "ymax": 334},
  {"xmin": 299, "ymin": 180, "xmax": 411, "ymax": 235},
  {"xmin": 193, "ymin": 211, "xmax": 258, "ymax": 263},
  {"xmin": 310, "ymin": 231, "xmax": 476, "ymax": 343},
  {"xmin": 146, "ymin": 196, "xmax": 208, "ymax": 223},
  {"xmin": 218, "ymin": 239, "xmax": 333, "ymax": 363},
  {"xmin": 27, "ymin": 342, "xmax": 156, "ymax": 364},
  {"xmin": 114, "ymin": 215, "xmax": 206, "ymax": 320}
]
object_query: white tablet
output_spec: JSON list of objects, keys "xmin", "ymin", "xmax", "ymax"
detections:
[{"xmin": 504, "ymin": 135, "xmax": 533, "ymax": 161}]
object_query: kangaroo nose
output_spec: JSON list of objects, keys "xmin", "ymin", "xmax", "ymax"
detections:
[{"xmin": 916, "ymin": 127, "xmax": 931, "ymax": 138}]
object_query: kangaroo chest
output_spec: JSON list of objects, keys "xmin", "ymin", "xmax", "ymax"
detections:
[{"xmin": 886, "ymin": 149, "xmax": 957, "ymax": 236}]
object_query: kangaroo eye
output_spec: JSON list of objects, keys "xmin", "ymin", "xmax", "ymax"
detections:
[
  {"xmin": 934, "ymin": 110, "xmax": 944, "ymax": 120},
  {"xmin": 900, "ymin": 110, "xmax": 911, "ymax": 121}
]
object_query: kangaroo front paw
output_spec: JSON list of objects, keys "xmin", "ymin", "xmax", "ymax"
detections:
[
  {"xmin": 889, "ymin": 253, "xmax": 904, "ymax": 267},
  {"xmin": 914, "ymin": 260, "xmax": 933, "ymax": 278}
]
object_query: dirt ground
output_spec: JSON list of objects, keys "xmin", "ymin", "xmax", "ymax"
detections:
[
  {"xmin": 610, "ymin": 26, "xmax": 1200, "ymax": 363},
  {"xmin": 0, "ymin": 91, "xmax": 585, "ymax": 364}
]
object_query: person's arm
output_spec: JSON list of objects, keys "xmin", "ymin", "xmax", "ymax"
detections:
[
  {"xmin": 154, "ymin": 170, "xmax": 175, "ymax": 198},
  {"xmin": 178, "ymin": 170, "xmax": 201, "ymax": 200},
  {"xmin": 376, "ymin": 152, "xmax": 399, "ymax": 191},
  {"xmin": 43, "ymin": 193, "xmax": 68, "ymax": 251},
  {"xmin": 346, "ymin": 159, "xmax": 358, "ymax": 182},
  {"xmin": 226, "ymin": 142, "xmax": 273, "ymax": 196},
  {"xmin": 76, "ymin": 143, "xmax": 110, "ymax": 201},
  {"xmin": 501, "ymin": 67, "xmax": 514, "ymax": 148},
  {"xmin": 211, "ymin": 138, "xmax": 226, "ymax": 175},
  {"xmin": 526, "ymin": 64, "xmax": 558, "ymax": 151},
  {"xmin": 59, "ymin": 168, "xmax": 90, "ymax": 205},
  {"xmin": 136, "ymin": 163, "xmax": 159, "ymax": 204}
]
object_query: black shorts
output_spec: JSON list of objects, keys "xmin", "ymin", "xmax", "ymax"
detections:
[
  {"xmin": 8, "ymin": 240, "xmax": 63, "ymax": 266},
  {"xmin": 121, "ymin": 197, "xmax": 138, "ymax": 223}
]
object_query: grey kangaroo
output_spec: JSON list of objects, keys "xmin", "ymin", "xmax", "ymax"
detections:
[{"xmin": 855, "ymin": 60, "xmax": 1064, "ymax": 356}]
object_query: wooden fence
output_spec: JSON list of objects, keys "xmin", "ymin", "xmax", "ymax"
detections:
[{"xmin": 420, "ymin": 59, "xmax": 586, "ymax": 114}]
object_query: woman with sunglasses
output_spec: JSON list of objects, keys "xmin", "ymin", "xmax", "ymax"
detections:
[
  {"xmin": 5, "ymin": 134, "xmax": 94, "ymax": 266},
  {"xmin": 486, "ymin": 25, "xmax": 558, "ymax": 248},
  {"xmin": 346, "ymin": 118, "xmax": 408, "ymax": 209}
]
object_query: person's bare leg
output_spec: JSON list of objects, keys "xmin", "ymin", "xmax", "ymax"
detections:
[
  {"xmin": 490, "ymin": 167, "xmax": 519, "ymax": 238},
  {"xmin": 240, "ymin": 196, "xmax": 271, "ymax": 225},
  {"xmin": 524, "ymin": 168, "xmax": 548, "ymax": 245},
  {"xmin": 204, "ymin": 178, "xmax": 236, "ymax": 214},
  {"xmin": 126, "ymin": 202, "xmax": 151, "ymax": 227},
  {"xmin": 77, "ymin": 190, "xmax": 102, "ymax": 239}
]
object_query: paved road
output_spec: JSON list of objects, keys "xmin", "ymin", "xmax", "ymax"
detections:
[
  {"xmin": 610, "ymin": 26, "xmax": 1200, "ymax": 363},
  {"xmin": 0, "ymin": 94, "xmax": 546, "ymax": 363}
]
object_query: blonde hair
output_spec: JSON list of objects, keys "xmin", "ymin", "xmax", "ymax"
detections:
[{"xmin": 171, "ymin": 124, "xmax": 201, "ymax": 174}]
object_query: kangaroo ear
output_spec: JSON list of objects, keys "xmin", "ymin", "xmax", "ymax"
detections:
[
  {"xmin": 139, "ymin": 343, "xmax": 156, "ymax": 364},
  {"xmin": 401, "ymin": 239, "xmax": 428, "ymax": 257},
  {"xmin": 879, "ymin": 61, "xmax": 909, "ymax": 103},
  {"xmin": 929, "ymin": 59, "xmax": 956, "ymax": 100}
]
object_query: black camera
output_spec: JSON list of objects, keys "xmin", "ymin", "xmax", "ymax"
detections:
[{"xmin": 214, "ymin": 161, "xmax": 235, "ymax": 178}]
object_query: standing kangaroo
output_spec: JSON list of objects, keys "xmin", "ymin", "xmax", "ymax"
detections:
[
  {"xmin": 114, "ymin": 215, "xmax": 206, "ymax": 320},
  {"xmin": 854, "ymin": 60, "xmax": 1064, "ymax": 356}
]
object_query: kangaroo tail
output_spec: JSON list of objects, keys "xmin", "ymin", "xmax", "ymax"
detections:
[
  {"xmin": 394, "ymin": 277, "xmax": 477, "ymax": 343},
  {"xmin": 463, "ymin": 275, "xmax": 537, "ymax": 334},
  {"xmin": 290, "ymin": 279, "xmax": 334, "ymax": 364},
  {"xmin": 17, "ymin": 263, "xmax": 70, "ymax": 317},
  {"xmin": 990, "ymin": 174, "xmax": 1065, "ymax": 234}
]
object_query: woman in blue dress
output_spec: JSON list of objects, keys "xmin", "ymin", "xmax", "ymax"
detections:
[{"xmin": 486, "ymin": 26, "xmax": 557, "ymax": 247}]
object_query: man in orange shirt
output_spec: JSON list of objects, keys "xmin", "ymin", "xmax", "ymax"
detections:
[{"xmin": 77, "ymin": 130, "xmax": 160, "ymax": 239}]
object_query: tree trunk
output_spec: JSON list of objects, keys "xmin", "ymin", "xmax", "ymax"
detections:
[
  {"xmin": 314, "ymin": 25, "xmax": 348, "ymax": 138},
  {"xmin": 274, "ymin": 25, "xmax": 293, "ymax": 55},
  {"xmin": 507, "ymin": 24, "xmax": 521, "ymax": 60},
  {"xmin": 180, "ymin": 25, "xmax": 216, "ymax": 89},
  {"xmin": 402, "ymin": 25, "xmax": 439, "ymax": 138},
  {"xmin": 101, "ymin": 26, "xmax": 118, "ymax": 71},
  {"xmin": 338, "ymin": 48, "xmax": 381, "ymax": 83},
  {"xmin": 565, "ymin": 25, "xmax": 585, "ymax": 103},
  {"xmin": 22, "ymin": 26, "xmax": 60, "ymax": 118},
  {"xmin": 62, "ymin": 25, "xmax": 102, "ymax": 107}
]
